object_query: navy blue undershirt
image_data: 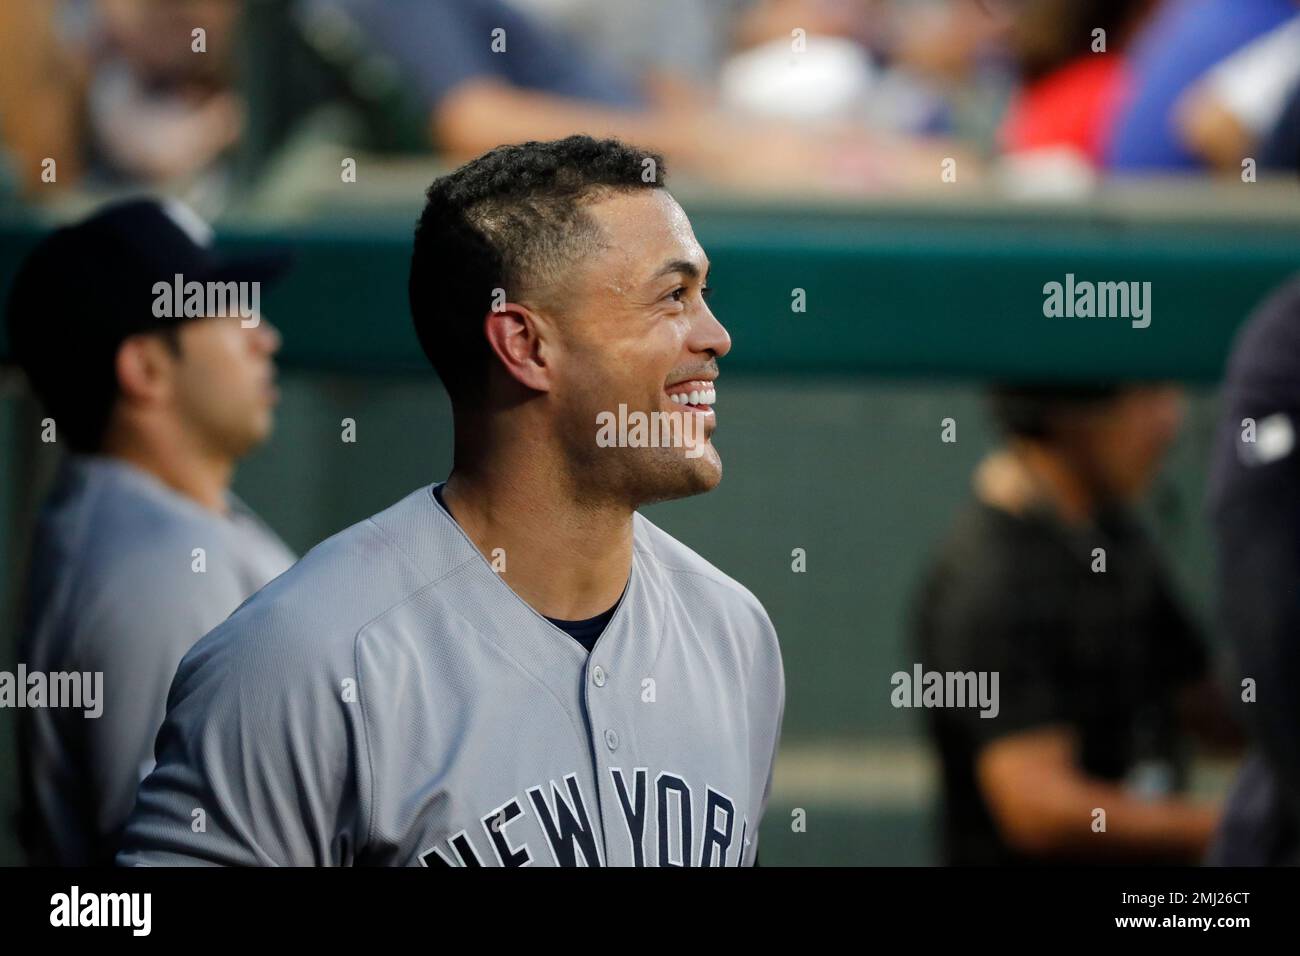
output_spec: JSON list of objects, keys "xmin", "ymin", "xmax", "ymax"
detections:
[{"xmin": 432, "ymin": 484, "xmax": 616, "ymax": 653}]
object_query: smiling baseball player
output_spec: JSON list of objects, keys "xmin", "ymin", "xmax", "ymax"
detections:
[{"xmin": 117, "ymin": 136, "xmax": 784, "ymax": 867}]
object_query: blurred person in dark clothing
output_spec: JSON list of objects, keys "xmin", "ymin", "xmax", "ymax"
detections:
[
  {"xmin": 1205, "ymin": 277, "xmax": 1300, "ymax": 866},
  {"xmin": 6, "ymin": 198, "xmax": 295, "ymax": 865},
  {"xmin": 1259, "ymin": 80, "xmax": 1300, "ymax": 172},
  {"xmin": 912, "ymin": 384, "xmax": 1238, "ymax": 865}
]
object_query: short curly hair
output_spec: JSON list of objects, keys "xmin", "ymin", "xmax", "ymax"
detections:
[{"xmin": 409, "ymin": 135, "xmax": 667, "ymax": 404}]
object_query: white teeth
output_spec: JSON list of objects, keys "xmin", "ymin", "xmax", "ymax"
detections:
[{"xmin": 666, "ymin": 384, "xmax": 716, "ymax": 406}]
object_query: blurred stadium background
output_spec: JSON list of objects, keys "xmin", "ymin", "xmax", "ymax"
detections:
[{"xmin": 2, "ymin": 0, "xmax": 1300, "ymax": 865}]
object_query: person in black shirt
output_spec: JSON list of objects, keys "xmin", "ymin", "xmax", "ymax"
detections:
[
  {"xmin": 912, "ymin": 383, "xmax": 1238, "ymax": 865},
  {"xmin": 1205, "ymin": 276, "xmax": 1300, "ymax": 866}
]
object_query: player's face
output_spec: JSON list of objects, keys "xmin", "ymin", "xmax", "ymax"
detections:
[
  {"xmin": 549, "ymin": 189, "xmax": 731, "ymax": 505},
  {"xmin": 171, "ymin": 314, "xmax": 281, "ymax": 458},
  {"xmin": 1079, "ymin": 384, "xmax": 1185, "ymax": 501}
]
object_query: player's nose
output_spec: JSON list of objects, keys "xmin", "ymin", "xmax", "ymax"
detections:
[
  {"xmin": 691, "ymin": 303, "xmax": 731, "ymax": 360},
  {"xmin": 254, "ymin": 316, "xmax": 282, "ymax": 355}
]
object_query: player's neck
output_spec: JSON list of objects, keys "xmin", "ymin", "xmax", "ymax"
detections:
[
  {"xmin": 441, "ymin": 466, "xmax": 633, "ymax": 621},
  {"xmin": 991, "ymin": 442, "xmax": 1098, "ymax": 527},
  {"xmin": 101, "ymin": 421, "xmax": 234, "ymax": 515}
]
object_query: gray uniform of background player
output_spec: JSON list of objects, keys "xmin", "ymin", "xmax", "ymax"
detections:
[
  {"xmin": 118, "ymin": 482, "xmax": 784, "ymax": 866},
  {"xmin": 19, "ymin": 455, "xmax": 295, "ymax": 866}
]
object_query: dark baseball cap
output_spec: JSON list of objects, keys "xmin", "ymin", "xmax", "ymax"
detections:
[{"xmin": 5, "ymin": 197, "xmax": 292, "ymax": 387}]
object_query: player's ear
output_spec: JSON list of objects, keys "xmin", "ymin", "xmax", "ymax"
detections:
[
  {"xmin": 483, "ymin": 302, "xmax": 552, "ymax": 393},
  {"xmin": 115, "ymin": 333, "xmax": 176, "ymax": 403}
]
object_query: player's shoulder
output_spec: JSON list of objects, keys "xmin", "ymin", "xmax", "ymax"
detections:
[
  {"xmin": 44, "ymin": 457, "xmax": 249, "ymax": 603},
  {"xmin": 632, "ymin": 511, "xmax": 775, "ymax": 631},
  {"xmin": 184, "ymin": 485, "xmax": 473, "ymax": 666},
  {"xmin": 633, "ymin": 513, "xmax": 783, "ymax": 702},
  {"xmin": 931, "ymin": 499, "xmax": 1042, "ymax": 579}
]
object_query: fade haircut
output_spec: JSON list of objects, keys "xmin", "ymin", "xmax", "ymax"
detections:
[{"xmin": 409, "ymin": 135, "xmax": 667, "ymax": 405}]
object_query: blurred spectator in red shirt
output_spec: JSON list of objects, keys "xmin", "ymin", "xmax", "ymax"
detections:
[{"xmin": 999, "ymin": 0, "xmax": 1157, "ymax": 167}]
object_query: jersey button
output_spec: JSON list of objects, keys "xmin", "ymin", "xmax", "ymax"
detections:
[
  {"xmin": 604, "ymin": 729, "xmax": 619, "ymax": 751},
  {"xmin": 592, "ymin": 665, "xmax": 606, "ymax": 687}
]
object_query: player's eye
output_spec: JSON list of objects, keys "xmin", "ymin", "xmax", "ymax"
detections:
[{"xmin": 666, "ymin": 285, "xmax": 713, "ymax": 303}]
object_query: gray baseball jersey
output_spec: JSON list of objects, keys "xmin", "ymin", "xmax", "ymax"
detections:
[
  {"xmin": 19, "ymin": 454, "xmax": 295, "ymax": 866},
  {"xmin": 117, "ymin": 482, "xmax": 784, "ymax": 866}
]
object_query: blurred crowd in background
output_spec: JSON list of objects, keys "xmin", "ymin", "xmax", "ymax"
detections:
[{"xmin": 1, "ymin": 0, "xmax": 1299, "ymax": 219}]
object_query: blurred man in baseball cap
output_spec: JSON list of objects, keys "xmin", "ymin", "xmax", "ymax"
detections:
[{"xmin": 5, "ymin": 197, "xmax": 297, "ymax": 865}]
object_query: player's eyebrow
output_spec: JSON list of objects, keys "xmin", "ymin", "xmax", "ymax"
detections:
[{"xmin": 649, "ymin": 258, "xmax": 710, "ymax": 285}]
